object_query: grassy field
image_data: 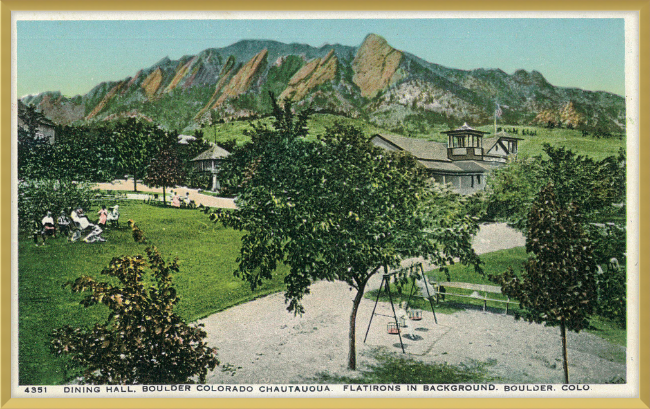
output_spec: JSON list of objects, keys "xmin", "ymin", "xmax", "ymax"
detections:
[
  {"xmin": 200, "ymin": 115, "xmax": 625, "ymax": 161},
  {"xmin": 314, "ymin": 352, "xmax": 498, "ymax": 384},
  {"xmin": 470, "ymin": 124, "xmax": 626, "ymax": 161},
  {"xmin": 18, "ymin": 201, "xmax": 288, "ymax": 385},
  {"xmin": 200, "ymin": 113, "xmax": 392, "ymax": 147}
]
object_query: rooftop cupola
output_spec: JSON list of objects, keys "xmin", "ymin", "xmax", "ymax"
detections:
[{"xmin": 441, "ymin": 123, "xmax": 489, "ymax": 160}]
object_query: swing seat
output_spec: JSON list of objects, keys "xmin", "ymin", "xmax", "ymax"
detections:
[
  {"xmin": 387, "ymin": 322, "xmax": 400, "ymax": 334},
  {"xmin": 409, "ymin": 310, "xmax": 423, "ymax": 321}
]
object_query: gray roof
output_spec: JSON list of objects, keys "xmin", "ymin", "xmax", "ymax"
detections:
[
  {"xmin": 441, "ymin": 122, "xmax": 489, "ymax": 135},
  {"xmin": 483, "ymin": 132, "xmax": 521, "ymax": 153},
  {"xmin": 178, "ymin": 134, "xmax": 196, "ymax": 144},
  {"xmin": 420, "ymin": 160, "xmax": 497, "ymax": 174},
  {"xmin": 372, "ymin": 134, "xmax": 450, "ymax": 162},
  {"xmin": 191, "ymin": 144, "xmax": 230, "ymax": 161},
  {"xmin": 454, "ymin": 161, "xmax": 499, "ymax": 172},
  {"xmin": 482, "ymin": 137, "xmax": 499, "ymax": 152},
  {"xmin": 491, "ymin": 131, "xmax": 522, "ymax": 140},
  {"xmin": 418, "ymin": 160, "xmax": 463, "ymax": 172}
]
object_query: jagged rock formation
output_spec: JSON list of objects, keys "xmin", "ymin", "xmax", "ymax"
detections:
[
  {"xmin": 20, "ymin": 33, "xmax": 625, "ymax": 134},
  {"xmin": 279, "ymin": 49, "xmax": 338, "ymax": 101},
  {"xmin": 352, "ymin": 34, "xmax": 403, "ymax": 98},
  {"xmin": 533, "ymin": 101, "xmax": 587, "ymax": 128},
  {"xmin": 215, "ymin": 49, "xmax": 268, "ymax": 106},
  {"xmin": 141, "ymin": 68, "xmax": 163, "ymax": 99}
]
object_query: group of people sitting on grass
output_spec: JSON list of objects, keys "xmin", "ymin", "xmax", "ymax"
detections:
[
  {"xmin": 169, "ymin": 191, "xmax": 195, "ymax": 209},
  {"xmin": 34, "ymin": 205, "xmax": 119, "ymax": 246}
]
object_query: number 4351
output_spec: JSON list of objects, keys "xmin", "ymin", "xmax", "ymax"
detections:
[{"xmin": 24, "ymin": 387, "xmax": 47, "ymax": 393}]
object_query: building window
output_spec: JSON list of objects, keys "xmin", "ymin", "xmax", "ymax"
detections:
[
  {"xmin": 471, "ymin": 175, "xmax": 474, "ymax": 188},
  {"xmin": 477, "ymin": 175, "xmax": 481, "ymax": 184}
]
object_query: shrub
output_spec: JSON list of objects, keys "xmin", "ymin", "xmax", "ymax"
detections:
[
  {"xmin": 18, "ymin": 178, "xmax": 95, "ymax": 231},
  {"xmin": 50, "ymin": 229, "xmax": 219, "ymax": 384},
  {"xmin": 586, "ymin": 223, "xmax": 627, "ymax": 328}
]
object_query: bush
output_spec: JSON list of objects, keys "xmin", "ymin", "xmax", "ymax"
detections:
[
  {"xmin": 594, "ymin": 265, "xmax": 626, "ymax": 329},
  {"xmin": 50, "ymin": 229, "xmax": 219, "ymax": 384},
  {"xmin": 586, "ymin": 223, "xmax": 626, "ymax": 328},
  {"xmin": 18, "ymin": 178, "xmax": 95, "ymax": 231}
]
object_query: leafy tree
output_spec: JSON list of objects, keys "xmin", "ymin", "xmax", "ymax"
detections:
[
  {"xmin": 18, "ymin": 103, "xmax": 46, "ymax": 146},
  {"xmin": 215, "ymin": 98, "xmax": 480, "ymax": 370},
  {"xmin": 112, "ymin": 118, "xmax": 169, "ymax": 192},
  {"xmin": 18, "ymin": 178, "xmax": 95, "ymax": 231},
  {"xmin": 50, "ymin": 226, "xmax": 218, "ymax": 384},
  {"xmin": 485, "ymin": 145, "xmax": 626, "ymax": 231},
  {"xmin": 484, "ymin": 156, "xmax": 544, "ymax": 230},
  {"xmin": 144, "ymin": 148, "xmax": 186, "ymax": 206},
  {"xmin": 216, "ymin": 138, "xmax": 238, "ymax": 153},
  {"xmin": 18, "ymin": 143, "xmax": 55, "ymax": 180},
  {"xmin": 18, "ymin": 104, "xmax": 55, "ymax": 180},
  {"xmin": 50, "ymin": 123, "xmax": 121, "ymax": 182},
  {"xmin": 585, "ymin": 222, "xmax": 627, "ymax": 328},
  {"xmin": 490, "ymin": 184, "xmax": 598, "ymax": 383}
]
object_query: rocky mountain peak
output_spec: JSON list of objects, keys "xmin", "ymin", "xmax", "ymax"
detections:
[
  {"xmin": 20, "ymin": 35, "xmax": 625, "ymax": 134},
  {"xmin": 352, "ymin": 33, "xmax": 403, "ymax": 98}
]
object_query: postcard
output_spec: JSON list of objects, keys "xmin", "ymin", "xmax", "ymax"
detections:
[{"xmin": 5, "ymin": 6, "xmax": 644, "ymax": 406}]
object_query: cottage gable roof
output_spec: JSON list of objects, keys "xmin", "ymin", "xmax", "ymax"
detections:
[
  {"xmin": 484, "ymin": 132, "xmax": 522, "ymax": 155},
  {"xmin": 371, "ymin": 133, "xmax": 450, "ymax": 162},
  {"xmin": 482, "ymin": 137, "xmax": 499, "ymax": 152},
  {"xmin": 191, "ymin": 144, "xmax": 230, "ymax": 161},
  {"xmin": 491, "ymin": 131, "xmax": 522, "ymax": 141}
]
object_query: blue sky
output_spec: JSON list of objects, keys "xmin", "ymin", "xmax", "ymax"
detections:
[{"xmin": 17, "ymin": 18, "xmax": 625, "ymax": 98}]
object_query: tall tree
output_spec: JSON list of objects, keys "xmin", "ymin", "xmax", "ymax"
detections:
[
  {"xmin": 113, "ymin": 118, "xmax": 167, "ymax": 192},
  {"xmin": 18, "ymin": 103, "xmax": 45, "ymax": 145},
  {"xmin": 215, "ymin": 99, "xmax": 480, "ymax": 370},
  {"xmin": 490, "ymin": 184, "xmax": 598, "ymax": 383},
  {"xmin": 144, "ymin": 148, "xmax": 186, "ymax": 206}
]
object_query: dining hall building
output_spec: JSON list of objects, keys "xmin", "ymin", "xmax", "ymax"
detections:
[{"xmin": 370, "ymin": 123, "xmax": 521, "ymax": 195}]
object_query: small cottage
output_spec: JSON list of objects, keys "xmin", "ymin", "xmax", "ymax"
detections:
[
  {"xmin": 371, "ymin": 123, "xmax": 520, "ymax": 195},
  {"xmin": 191, "ymin": 144, "xmax": 230, "ymax": 191}
]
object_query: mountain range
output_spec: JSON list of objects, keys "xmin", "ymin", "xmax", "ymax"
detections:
[{"xmin": 20, "ymin": 33, "xmax": 626, "ymax": 134}]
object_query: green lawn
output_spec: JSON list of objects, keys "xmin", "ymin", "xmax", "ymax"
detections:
[
  {"xmin": 201, "ymin": 116, "xmax": 625, "ymax": 161},
  {"xmin": 314, "ymin": 352, "xmax": 498, "ymax": 384},
  {"xmin": 18, "ymin": 201, "xmax": 288, "ymax": 385},
  {"xmin": 200, "ymin": 113, "xmax": 393, "ymax": 147},
  {"xmin": 470, "ymin": 124, "xmax": 625, "ymax": 160}
]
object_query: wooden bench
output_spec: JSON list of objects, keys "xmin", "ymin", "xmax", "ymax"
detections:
[
  {"xmin": 432, "ymin": 281, "xmax": 519, "ymax": 314},
  {"xmin": 90, "ymin": 192, "xmax": 127, "ymax": 202}
]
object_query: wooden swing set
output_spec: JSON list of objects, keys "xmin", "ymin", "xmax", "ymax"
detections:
[{"xmin": 363, "ymin": 263, "xmax": 437, "ymax": 353}]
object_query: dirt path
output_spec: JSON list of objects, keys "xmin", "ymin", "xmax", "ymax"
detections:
[
  {"xmin": 93, "ymin": 179, "xmax": 236, "ymax": 209},
  {"xmin": 198, "ymin": 224, "xmax": 625, "ymax": 385}
]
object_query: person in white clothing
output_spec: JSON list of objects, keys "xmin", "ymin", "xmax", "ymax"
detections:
[
  {"xmin": 70, "ymin": 208, "xmax": 104, "ymax": 243},
  {"xmin": 39, "ymin": 211, "xmax": 56, "ymax": 244}
]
